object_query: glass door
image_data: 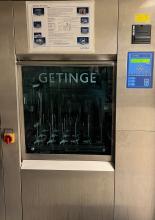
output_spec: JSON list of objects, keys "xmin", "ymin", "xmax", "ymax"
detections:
[{"xmin": 21, "ymin": 63, "xmax": 115, "ymax": 155}]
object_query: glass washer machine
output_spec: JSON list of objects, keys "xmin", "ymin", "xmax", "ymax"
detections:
[{"xmin": 1, "ymin": 1, "xmax": 155, "ymax": 220}]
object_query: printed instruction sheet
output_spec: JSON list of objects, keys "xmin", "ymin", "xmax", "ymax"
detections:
[{"xmin": 26, "ymin": 1, "xmax": 95, "ymax": 53}]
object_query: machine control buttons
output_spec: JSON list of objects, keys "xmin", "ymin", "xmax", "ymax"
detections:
[
  {"xmin": 127, "ymin": 52, "xmax": 154, "ymax": 88},
  {"xmin": 3, "ymin": 129, "xmax": 15, "ymax": 144}
]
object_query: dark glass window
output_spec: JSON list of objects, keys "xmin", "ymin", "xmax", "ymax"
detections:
[{"xmin": 22, "ymin": 65, "xmax": 115, "ymax": 155}]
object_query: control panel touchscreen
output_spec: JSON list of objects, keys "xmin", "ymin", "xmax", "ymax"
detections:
[{"xmin": 127, "ymin": 52, "xmax": 154, "ymax": 88}]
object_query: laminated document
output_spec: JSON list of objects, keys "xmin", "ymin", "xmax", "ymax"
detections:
[{"xmin": 26, "ymin": 1, "xmax": 95, "ymax": 53}]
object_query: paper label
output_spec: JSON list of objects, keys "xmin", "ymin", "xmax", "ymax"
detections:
[
  {"xmin": 26, "ymin": 1, "xmax": 95, "ymax": 53},
  {"xmin": 135, "ymin": 14, "xmax": 150, "ymax": 23}
]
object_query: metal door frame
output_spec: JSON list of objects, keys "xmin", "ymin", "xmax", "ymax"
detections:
[{"xmin": 16, "ymin": 59, "xmax": 116, "ymax": 162}]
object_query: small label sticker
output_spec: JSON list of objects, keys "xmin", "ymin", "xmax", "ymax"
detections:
[{"xmin": 135, "ymin": 14, "xmax": 150, "ymax": 23}]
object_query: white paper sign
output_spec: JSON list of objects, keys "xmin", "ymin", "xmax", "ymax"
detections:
[{"xmin": 26, "ymin": 1, "xmax": 95, "ymax": 53}]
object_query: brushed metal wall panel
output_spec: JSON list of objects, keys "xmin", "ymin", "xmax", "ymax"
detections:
[
  {"xmin": 95, "ymin": 0, "xmax": 118, "ymax": 54},
  {"xmin": 22, "ymin": 170, "xmax": 114, "ymax": 220},
  {"xmin": 14, "ymin": 0, "xmax": 118, "ymax": 55},
  {"xmin": 0, "ymin": 2, "xmax": 22, "ymax": 220},
  {"xmin": 115, "ymin": 131, "xmax": 155, "ymax": 220},
  {"xmin": 116, "ymin": 0, "xmax": 155, "ymax": 131},
  {"xmin": 116, "ymin": 1, "xmax": 155, "ymax": 220},
  {"xmin": 118, "ymin": 0, "xmax": 155, "ymax": 60},
  {"xmin": 14, "ymin": 1, "xmax": 28, "ymax": 54},
  {"xmin": 116, "ymin": 61, "xmax": 155, "ymax": 131}
]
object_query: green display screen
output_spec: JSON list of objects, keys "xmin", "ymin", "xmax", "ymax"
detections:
[{"xmin": 131, "ymin": 58, "xmax": 150, "ymax": 64}]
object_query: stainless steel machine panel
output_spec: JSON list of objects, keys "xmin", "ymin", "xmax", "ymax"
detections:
[
  {"xmin": 115, "ymin": 0, "xmax": 155, "ymax": 220},
  {"xmin": 116, "ymin": 0, "xmax": 155, "ymax": 132},
  {"xmin": 115, "ymin": 130, "xmax": 155, "ymax": 220},
  {"xmin": 21, "ymin": 168, "xmax": 114, "ymax": 220},
  {"xmin": 13, "ymin": 0, "xmax": 118, "ymax": 55},
  {"xmin": 0, "ymin": 2, "xmax": 22, "ymax": 220},
  {"xmin": 2, "ymin": 1, "xmax": 155, "ymax": 220}
]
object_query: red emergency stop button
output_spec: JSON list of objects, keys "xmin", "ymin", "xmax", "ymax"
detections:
[
  {"xmin": 3, "ymin": 130, "xmax": 15, "ymax": 144},
  {"xmin": 4, "ymin": 135, "xmax": 13, "ymax": 144}
]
